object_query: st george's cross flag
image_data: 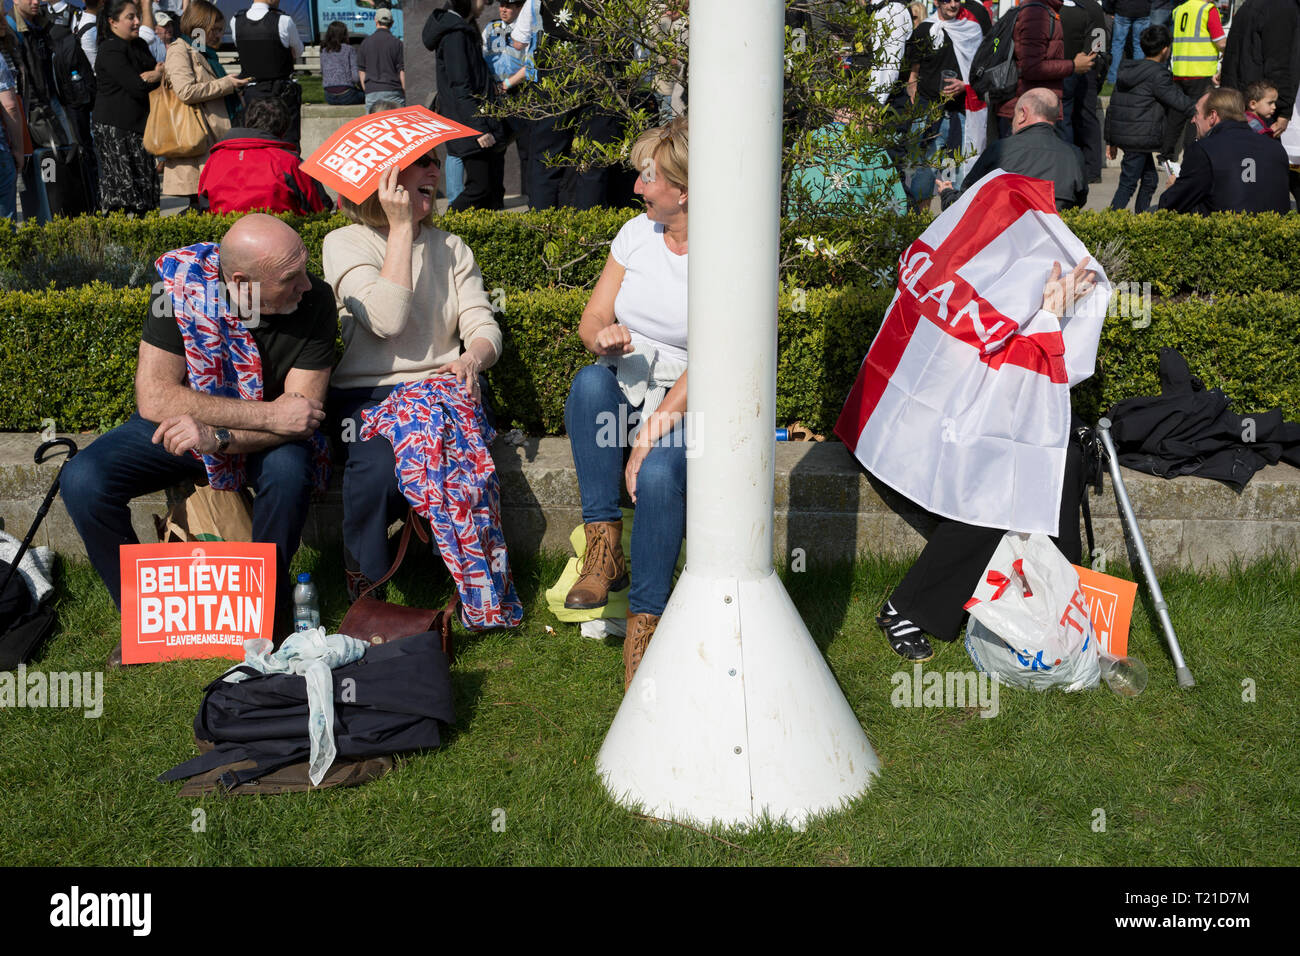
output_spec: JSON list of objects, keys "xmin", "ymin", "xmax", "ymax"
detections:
[{"xmin": 834, "ymin": 171, "xmax": 1110, "ymax": 536}]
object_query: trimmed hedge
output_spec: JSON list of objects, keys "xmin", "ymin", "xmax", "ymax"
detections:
[
  {"xmin": 1, "ymin": 208, "xmax": 1298, "ymax": 297},
  {"xmin": 6, "ymin": 283, "xmax": 1298, "ymax": 437}
]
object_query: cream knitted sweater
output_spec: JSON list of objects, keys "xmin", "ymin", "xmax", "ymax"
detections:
[{"xmin": 322, "ymin": 223, "xmax": 504, "ymax": 390}]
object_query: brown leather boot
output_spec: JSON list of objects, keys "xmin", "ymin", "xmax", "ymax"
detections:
[
  {"xmin": 623, "ymin": 612, "xmax": 660, "ymax": 691},
  {"xmin": 564, "ymin": 519, "xmax": 628, "ymax": 609}
]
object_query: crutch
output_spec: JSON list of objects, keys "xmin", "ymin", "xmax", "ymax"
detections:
[
  {"xmin": 0, "ymin": 438, "xmax": 78, "ymax": 600},
  {"xmin": 1096, "ymin": 418, "xmax": 1194, "ymax": 689}
]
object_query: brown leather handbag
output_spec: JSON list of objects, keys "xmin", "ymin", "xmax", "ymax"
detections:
[{"xmin": 339, "ymin": 509, "xmax": 459, "ymax": 663}]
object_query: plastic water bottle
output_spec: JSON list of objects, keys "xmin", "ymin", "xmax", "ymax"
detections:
[{"xmin": 292, "ymin": 572, "xmax": 320, "ymax": 632}]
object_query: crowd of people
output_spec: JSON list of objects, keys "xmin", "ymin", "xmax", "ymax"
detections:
[
  {"xmin": 0, "ymin": 0, "xmax": 323, "ymax": 222},
  {"xmin": 858, "ymin": 0, "xmax": 1296, "ymax": 214}
]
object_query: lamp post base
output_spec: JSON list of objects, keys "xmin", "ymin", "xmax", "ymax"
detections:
[{"xmin": 597, "ymin": 567, "xmax": 880, "ymax": 830}]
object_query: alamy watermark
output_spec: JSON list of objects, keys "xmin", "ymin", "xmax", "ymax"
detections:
[
  {"xmin": 0, "ymin": 664, "xmax": 102, "ymax": 718},
  {"xmin": 890, "ymin": 664, "xmax": 999, "ymax": 718},
  {"xmin": 594, "ymin": 407, "xmax": 703, "ymax": 455}
]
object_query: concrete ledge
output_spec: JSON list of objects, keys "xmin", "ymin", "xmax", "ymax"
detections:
[{"xmin": 3, "ymin": 433, "xmax": 1297, "ymax": 572}]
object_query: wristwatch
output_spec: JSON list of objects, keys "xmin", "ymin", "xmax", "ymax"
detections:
[{"xmin": 214, "ymin": 428, "xmax": 231, "ymax": 454}]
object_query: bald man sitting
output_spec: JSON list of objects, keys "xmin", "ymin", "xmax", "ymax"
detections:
[
  {"xmin": 936, "ymin": 88, "xmax": 1089, "ymax": 212},
  {"xmin": 60, "ymin": 215, "xmax": 339, "ymax": 663}
]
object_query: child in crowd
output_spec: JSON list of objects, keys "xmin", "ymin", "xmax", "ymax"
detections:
[
  {"xmin": 1104, "ymin": 25, "xmax": 1194, "ymax": 213},
  {"xmin": 1245, "ymin": 81, "xmax": 1278, "ymax": 137}
]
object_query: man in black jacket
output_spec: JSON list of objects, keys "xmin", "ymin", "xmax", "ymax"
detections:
[
  {"xmin": 422, "ymin": 0, "xmax": 507, "ymax": 210},
  {"xmin": 938, "ymin": 88, "xmax": 1088, "ymax": 209},
  {"xmin": 1221, "ymin": 0, "xmax": 1299, "ymax": 138},
  {"xmin": 1158, "ymin": 87, "xmax": 1290, "ymax": 213}
]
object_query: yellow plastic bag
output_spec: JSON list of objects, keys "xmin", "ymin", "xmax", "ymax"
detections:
[{"xmin": 544, "ymin": 508, "xmax": 684, "ymax": 624}]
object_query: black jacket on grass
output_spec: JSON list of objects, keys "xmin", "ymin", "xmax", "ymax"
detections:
[
  {"xmin": 1110, "ymin": 348, "xmax": 1300, "ymax": 491},
  {"xmin": 1105, "ymin": 58, "xmax": 1194, "ymax": 152},
  {"xmin": 422, "ymin": 8, "xmax": 503, "ymax": 157},
  {"xmin": 1158, "ymin": 119, "xmax": 1290, "ymax": 214}
]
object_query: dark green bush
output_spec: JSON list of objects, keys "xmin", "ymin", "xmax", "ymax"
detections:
[
  {"xmin": 1, "ymin": 208, "xmax": 1297, "ymax": 296},
  {"xmin": 6, "ymin": 283, "xmax": 1297, "ymax": 437}
]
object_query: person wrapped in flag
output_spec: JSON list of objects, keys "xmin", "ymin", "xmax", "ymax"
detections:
[
  {"xmin": 835, "ymin": 170, "xmax": 1109, "ymax": 661},
  {"xmin": 324, "ymin": 147, "xmax": 521, "ymax": 630}
]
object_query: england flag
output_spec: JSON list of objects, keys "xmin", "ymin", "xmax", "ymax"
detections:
[{"xmin": 834, "ymin": 171, "xmax": 1110, "ymax": 536}]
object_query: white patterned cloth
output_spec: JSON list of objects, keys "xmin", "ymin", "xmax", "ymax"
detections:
[{"xmin": 224, "ymin": 629, "xmax": 368, "ymax": 786}]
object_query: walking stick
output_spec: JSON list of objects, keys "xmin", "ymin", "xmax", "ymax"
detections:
[
  {"xmin": 1096, "ymin": 418, "xmax": 1194, "ymax": 689},
  {"xmin": 0, "ymin": 438, "xmax": 78, "ymax": 601}
]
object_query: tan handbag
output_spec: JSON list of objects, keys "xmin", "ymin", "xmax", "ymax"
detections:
[
  {"xmin": 154, "ymin": 483, "xmax": 254, "ymax": 542},
  {"xmin": 143, "ymin": 76, "xmax": 213, "ymax": 159}
]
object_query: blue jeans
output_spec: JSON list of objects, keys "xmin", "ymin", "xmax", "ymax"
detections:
[
  {"xmin": 444, "ymin": 155, "xmax": 465, "ymax": 204},
  {"xmin": 564, "ymin": 364, "xmax": 686, "ymax": 617},
  {"xmin": 909, "ymin": 110, "xmax": 964, "ymax": 206},
  {"xmin": 19, "ymin": 155, "xmax": 51, "ymax": 224},
  {"xmin": 1108, "ymin": 16, "xmax": 1149, "ymax": 86},
  {"xmin": 59, "ymin": 413, "xmax": 315, "ymax": 630},
  {"xmin": 365, "ymin": 91, "xmax": 405, "ymax": 111},
  {"xmin": 324, "ymin": 86, "xmax": 366, "ymax": 106},
  {"xmin": 1148, "ymin": 6, "xmax": 1173, "ymax": 30},
  {"xmin": 1110, "ymin": 150, "xmax": 1157, "ymax": 213},
  {"xmin": 0, "ymin": 151, "xmax": 16, "ymax": 223}
]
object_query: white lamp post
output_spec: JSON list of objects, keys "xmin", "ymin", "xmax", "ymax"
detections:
[{"xmin": 596, "ymin": 0, "xmax": 880, "ymax": 829}]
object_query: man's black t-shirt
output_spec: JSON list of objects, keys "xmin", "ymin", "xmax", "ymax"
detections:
[
  {"xmin": 906, "ymin": 23, "xmax": 964, "ymax": 111},
  {"xmin": 142, "ymin": 273, "xmax": 338, "ymax": 402}
]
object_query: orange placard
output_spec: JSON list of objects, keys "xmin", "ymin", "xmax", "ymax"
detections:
[
  {"xmin": 120, "ymin": 543, "xmax": 276, "ymax": 664},
  {"xmin": 1072, "ymin": 564, "xmax": 1138, "ymax": 658},
  {"xmin": 299, "ymin": 106, "xmax": 480, "ymax": 203}
]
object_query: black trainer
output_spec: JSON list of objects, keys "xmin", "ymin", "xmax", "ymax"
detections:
[{"xmin": 877, "ymin": 600, "xmax": 934, "ymax": 662}]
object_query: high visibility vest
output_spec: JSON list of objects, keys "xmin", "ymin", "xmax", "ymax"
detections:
[{"xmin": 1171, "ymin": 0, "xmax": 1219, "ymax": 78}]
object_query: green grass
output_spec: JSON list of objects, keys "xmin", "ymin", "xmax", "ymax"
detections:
[
  {"xmin": 1, "ymin": 546, "xmax": 1297, "ymax": 866},
  {"xmin": 296, "ymin": 72, "xmax": 324, "ymax": 105}
]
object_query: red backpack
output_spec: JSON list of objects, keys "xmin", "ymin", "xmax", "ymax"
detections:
[{"xmin": 199, "ymin": 136, "xmax": 332, "ymax": 215}]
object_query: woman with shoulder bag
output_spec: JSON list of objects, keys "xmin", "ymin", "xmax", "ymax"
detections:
[
  {"xmin": 161, "ymin": 0, "xmax": 249, "ymax": 209},
  {"xmin": 92, "ymin": 0, "xmax": 162, "ymax": 215}
]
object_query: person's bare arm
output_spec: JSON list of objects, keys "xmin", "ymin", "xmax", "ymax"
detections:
[
  {"xmin": 151, "ymin": 367, "xmax": 331, "ymax": 457},
  {"xmin": 625, "ymin": 370, "xmax": 688, "ymax": 502},
  {"xmin": 0, "ymin": 89, "xmax": 23, "ymax": 174},
  {"xmin": 221, "ymin": 367, "xmax": 329, "ymax": 453},
  {"xmin": 358, "ymin": 68, "xmax": 367, "ymax": 89},
  {"xmin": 135, "ymin": 341, "xmax": 324, "ymax": 436},
  {"xmin": 577, "ymin": 254, "xmax": 633, "ymax": 356}
]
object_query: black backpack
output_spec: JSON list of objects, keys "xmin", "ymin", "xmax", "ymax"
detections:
[
  {"xmin": 47, "ymin": 11, "xmax": 96, "ymax": 111},
  {"xmin": 970, "ymin": 1, "xmax": 1055, "ymax": 105}
]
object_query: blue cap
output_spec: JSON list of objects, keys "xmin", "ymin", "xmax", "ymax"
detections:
[{"xmin": 297, "ymin": 572, "xmax": 311, "ymax": 583}]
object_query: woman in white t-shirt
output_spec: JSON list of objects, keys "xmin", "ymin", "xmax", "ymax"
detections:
[{"xmin": 563, "ymin": 116, "xmax": 689, "ymax": 691}]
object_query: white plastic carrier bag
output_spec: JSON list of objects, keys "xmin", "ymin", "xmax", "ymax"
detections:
[{"xmin": 963, "ymin": 532, "xmax": 1101, "ymax": 692}]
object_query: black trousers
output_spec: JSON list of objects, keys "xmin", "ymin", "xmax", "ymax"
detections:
[
  {"xmin": 1160, "ymin": 76, "xmax": 1212, "ymax": 163},
  {"xmin": 451, "ymin": 145, "xmax": 506, "ymax": 211},
  {"xmin": 526, "ymin": 106, "xmax": 622, "ymax": 210},
  {"xmin": 879, "ymin": 425, "xmax": 1087, "ymax": 644},
  {"xmin": 1063, "ymin": 70, "xmax": 1103, "ymax": 180}
]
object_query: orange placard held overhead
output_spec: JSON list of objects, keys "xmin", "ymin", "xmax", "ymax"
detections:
[
  {"xmin": 120, "ymin": 543, "xmax": 276, "ymax": 664},
  {"xmin": 1071, "ymin": 564, "xmax": 1138, "ymax": 658},
  {"xmin": 300, "ymin": 106, "xmax": 480, "ymax": 203}
]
